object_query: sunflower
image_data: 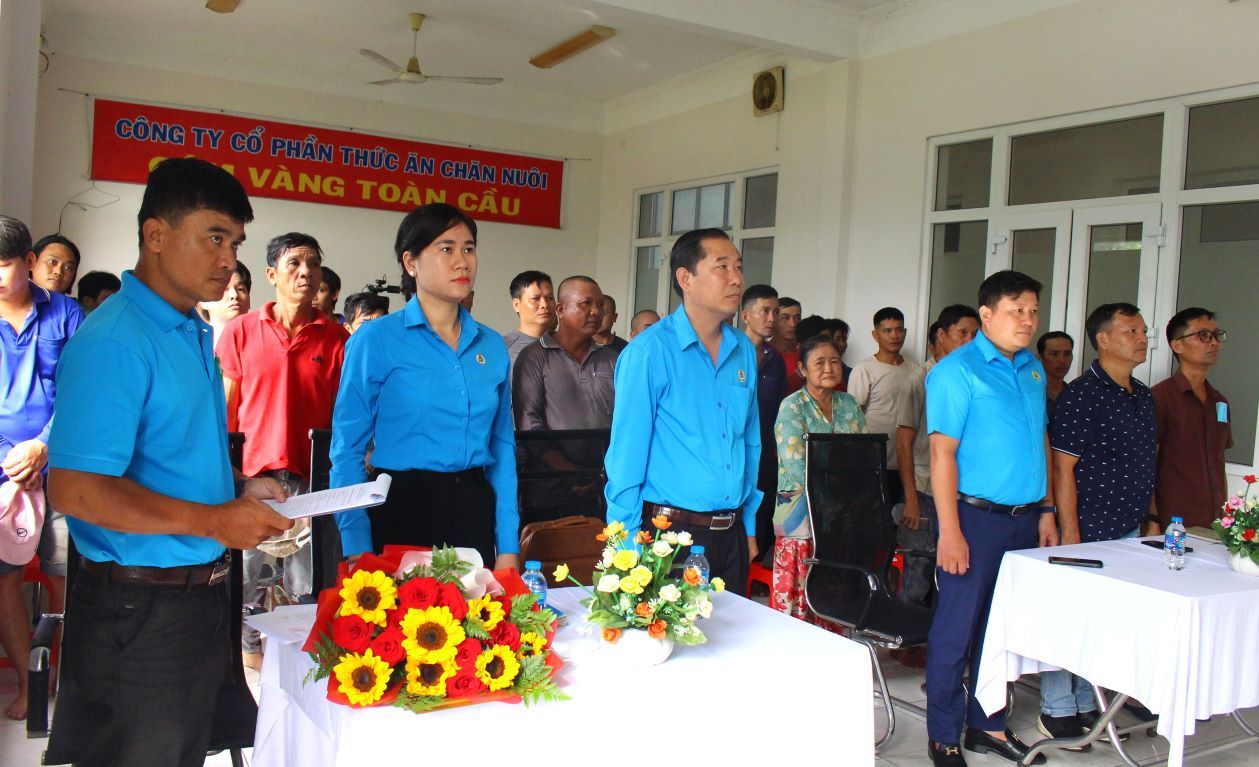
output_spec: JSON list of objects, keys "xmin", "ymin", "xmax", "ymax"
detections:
[
  {"xmin": 404, "ymin": 654, "xmax": 457, "ymax": 697},
  {"xmin": 332, "ymin": 649, "xmax": 393, "ymax": 707},
  {"xmin": 475, "ymin": 645, "xmax": 521, "ymax": 691},
  {"xmin": 338, "ymin": 570, "xmax": 399, "ymax": 627},
  {"xmin": 517, "ymin": 632, "xmax": 547, "ymax": 659},
  {"xmin": 400, "ymin": 605, "xmax": 465, "ymax": 662},
  {"xmin": 466, "ymin": 594, "xmax": 505, "ymax": 631}
]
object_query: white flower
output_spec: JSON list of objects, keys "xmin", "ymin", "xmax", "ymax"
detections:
[
  {"xmin": 662, "ymin": 531, "xmax": 679, "ymax": 545},
  {"xmin": 601, "ymin": 547, "xmax": 615, "ymax": 568},
  {"xmin": 677, "ymin": 532, "xmax": 694, "ymax": 547},
  {"xmin": 697, "ymin": 595, "xmax": 713, "ymax": 619},
  {"xmin": 651, "ymin": 540, "xmax": 673, "ymax": 557},
  {"xmin": 597, "ymin": 574, "xmax": 621, "ymax": 593},
  {"xmin": 659, "ymin": 584, "xmax": 681, "ymax": 603}
]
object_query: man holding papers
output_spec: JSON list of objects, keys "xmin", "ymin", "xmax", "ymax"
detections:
[{"xmin": 48, "ymin": 159, "xmax": 292, "ymax": 767}]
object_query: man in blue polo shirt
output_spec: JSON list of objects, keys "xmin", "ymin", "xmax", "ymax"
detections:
[
  {"xmin": 925, "ymin": 270, "xmax": 1058, "ymax": 767},
  {"xmin": 605, "ymin": 228, "xmax": 760, "ymax": 596},
  {"xmin": 48, "ymin": 158, "xmax": 293, "ymax": 766},
  {"xmin": 0, "ymin": 215, "xmax": 83, "ymax": 720},
  {"xmin": 1037, "ymin": 303, "xmax": 1155, "ymax": 745}
]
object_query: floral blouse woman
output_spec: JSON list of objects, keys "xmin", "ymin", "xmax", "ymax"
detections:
[{"xmin": 771, "ymin": 335, "xmax": 868, "ymax": 624}]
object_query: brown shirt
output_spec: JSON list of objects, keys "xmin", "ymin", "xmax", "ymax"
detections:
[{"xmin": 1151, "ymin": 370, "xmax": 1233, "ymax": 528}]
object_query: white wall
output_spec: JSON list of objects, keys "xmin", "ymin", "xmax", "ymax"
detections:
[{"xmin": 32, "ymin": 55, "xmax": 604, "ymax": 334}]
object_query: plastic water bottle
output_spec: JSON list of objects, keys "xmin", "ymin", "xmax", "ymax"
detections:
[
  {"xmin": 522, "ymin": 560, "xmax": 547, "ymax": 609},
  {"xmin": 682, "ymin": 545, "xmax": 710, "ymax": 586},
  {"xmin": 1163, "ymin": 517, "xmax": 1186, "ymax": 571}
]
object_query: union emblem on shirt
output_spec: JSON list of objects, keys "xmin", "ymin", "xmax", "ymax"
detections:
[
  {"xmin": 737, "ymin": 369, "xmax": 746, "ymax": 383},
  {"xmin": 1031, "ymin": 370, "xmax": 1042, "ymax": 382},
  {"xmin": 476, "ymin": 354, "xmax": 487, "ymax": 365}
]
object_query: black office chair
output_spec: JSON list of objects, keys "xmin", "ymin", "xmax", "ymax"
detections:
[
  {"xmin": 514, "ymin": 428, "xmax": 611, "ymax": 527},
  {"xmin": 308, "ymin": 427, "xmax": 342, "ymax": 593},
  {"xmin": 801, "ymin": 432, "xmax": 935, "ymax": 752},
  {"xmin": 27, "ymin": 433, "xmax": 253, "ymax": 766}
]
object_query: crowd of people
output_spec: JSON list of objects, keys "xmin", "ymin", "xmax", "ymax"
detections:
[{"xmin": 0, "ymin": 156, "xmax": 1239, "ymax": 766}]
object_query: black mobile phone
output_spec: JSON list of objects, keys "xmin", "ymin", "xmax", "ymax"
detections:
[
  {"xmin": 1141, "ymin": 539, "xmax": 1193, "ymax": 553},
  {"xmin": 1048, "ymin": 556, "xmax": 1103, "ymax": 568}
]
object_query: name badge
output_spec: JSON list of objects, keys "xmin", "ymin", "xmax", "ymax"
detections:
[{"xmin": 1217, "ymin": 402, "xmax": 1228, "ymax": 423}]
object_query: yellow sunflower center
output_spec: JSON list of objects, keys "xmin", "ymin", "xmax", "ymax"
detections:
[
  {"xmin": 418, "ymin": 623, "xmax": 447, "ymax": 649},
  {"xmin": 351, "ymin": 666, "xmax": 377, "ymax": 692},
  {"xmin": 485, "ymin": 656, "xmax": 505, "ymax": 679},
  {"xmin": 418, "ymin": 663, "xmax": 444, "ymax": 685},
  {"xmin": 357, "ymin": 586, "xmax": 381, "ymax": 610}
]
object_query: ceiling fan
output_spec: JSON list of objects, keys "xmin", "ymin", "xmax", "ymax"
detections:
[{"xmin": 360, "ymin": 12, "xmax": 503, "ymax": 87}]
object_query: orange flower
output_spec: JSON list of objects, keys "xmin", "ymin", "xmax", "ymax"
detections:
[
  {"xmin": 651, "ymin": 514, "xmax": 672, "ymax": 530},
  {"xmin": 635, "ymin": 602, "xmax": 654, "ymax": 618},
  {"xmin": 634, "ymin": 530, "xmax": 653, "ymax": 545},
  {"xmin": 596, "ymin": 533, "xmax": 608, "ymax": 542},
  {"xmin": 601, "ymin": 627, "xmax": 622, "ymax": 644},
  {"xmin": 683, "ymin": 567, "xmax": 701, "ymax": 586},
  {"xmin": 648, "ymin": 620, "xmax": 668, "ymax": 639}
]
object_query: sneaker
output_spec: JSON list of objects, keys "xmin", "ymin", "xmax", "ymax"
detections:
[
  {"xmin": 1077, "ymin": 709, "xmax": 1130, "ymax": 742},
  {"xmin": 1037, "ymin": 712, "xmax": 1091, "ymax": 752}
]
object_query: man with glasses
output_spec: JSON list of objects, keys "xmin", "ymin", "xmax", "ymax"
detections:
[{"xmin": 1150, "ymin": 308, "xmax": 1232, "ymax": 532}]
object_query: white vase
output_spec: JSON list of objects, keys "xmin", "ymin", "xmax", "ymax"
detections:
[
  {"xmin": 1229, "ymin": 551, "xmax": 1259, "ymax": 577},
  {"xmin": 608, "ymin": 629, "xmax": 674, "ymax": 666}
]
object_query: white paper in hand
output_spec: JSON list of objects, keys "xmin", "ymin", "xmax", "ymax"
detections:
[{"xmin": 264, "ymin": 473, "xmax": 392, "ymax": 520}]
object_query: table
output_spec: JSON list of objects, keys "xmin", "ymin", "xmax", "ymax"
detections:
[
  {"xmin": 253, "ymin": 587, "xmax": 875, "ymax": 766},
  {"xmin": 975, "ymin": 536, "xmax": 1259, "ymax": 767}
]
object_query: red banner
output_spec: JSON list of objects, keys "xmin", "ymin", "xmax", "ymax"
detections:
[{"xmin": 90, "ymin": 99, "xmax": 564, "ymax": 228}]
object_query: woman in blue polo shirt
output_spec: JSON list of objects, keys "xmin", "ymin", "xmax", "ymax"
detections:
[{"xmin": 331, "ymin": 204, "xmax": 518, "ymax": 570}]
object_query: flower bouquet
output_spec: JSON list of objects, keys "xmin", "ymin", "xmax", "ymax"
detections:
[
  {"xmin": 553, "ymin": 516, "xmax": 725, "ymax": 652},
  {"xmin": 302, "ymin": 545, "xmax": 566, "ymax": 711},
  {"xmin": 1213, "ymin": 474, "xmax": 1259, "ymax": 576}
]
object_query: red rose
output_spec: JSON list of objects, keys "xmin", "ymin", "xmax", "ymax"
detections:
[
  {"xmin": 397, "ymin": 577, "xmax": 440, "ymax": 611},
  {"xmin": 491, "ymin": 621, "xmax": 521, "ymax": 650},
  {"xmin": 445, "ymin": 668, "xmax": 486, "ymax": 698},
  {"xmin": 438, "ymin": 582, "xmax": 468, "ymax": 621},
  {"xmin": 368, "ymin": 626, "xmax": 406, "ymax": 665},
  {"xmin": 1244, "ymin": 529, "xmax": 1256, "ymax": 542},
  {"xmin": 330, "ymin": 614, "xmax": 372, "ymax": 653},
  {"xmin": 454, "ymin": 637, "xmax": 482, "ymax": 669},
  {"xmin": 1245, "ymin": 474, "xmax": 1257, "ymax": 485}
]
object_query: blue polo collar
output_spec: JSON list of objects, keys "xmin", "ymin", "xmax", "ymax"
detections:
[
  {"xmin": 403, "ymin": 294, "xmax": 479, "ymax": 352},
  {"xmin": 975, "ymin": 329, "xmax": 1033, "ymax": 370},
  {"xmin": 670, "ymin": 304, "xmax": 738, "ymax": 367},
  {"xmin": 119, "ymin": 271, "xmax": 201, "ymax": 332}
]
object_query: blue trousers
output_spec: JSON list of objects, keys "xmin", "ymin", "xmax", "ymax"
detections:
[{"xmin": 926, "ymin": 502, "xmax": 1040, "ymax": 744}]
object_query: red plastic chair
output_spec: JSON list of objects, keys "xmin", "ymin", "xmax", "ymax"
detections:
[{"xmin": 747, "ymin": 560, "xmax": 774, "ymax": 595}]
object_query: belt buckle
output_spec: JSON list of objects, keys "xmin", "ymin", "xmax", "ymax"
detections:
[
  {"xmin": 709, "ymin": 513, "xmax": 735, "ymax": 531},
  {"xmin": 207, "ymin": 562, "xmax": 230, "ymax": 586}
]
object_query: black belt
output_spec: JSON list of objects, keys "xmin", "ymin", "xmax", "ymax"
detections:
[
  {"xmin": 644, "ymin": 502, "xmax": 739, "ymax": 532},
  {"xmin": 382, "ymin": 467, "xmax": 485, "ymax": 484},
  {"xmin": 958, "ymin": 494, "xmax": 1039, "ymax": 517},
  {"xmin": 80, "ymin": 554, "xmax": 231, "ymax": 588}
]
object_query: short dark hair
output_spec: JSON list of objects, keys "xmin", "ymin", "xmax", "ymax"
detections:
[
  {"xmin": 234, "ymin": 261, "xmax": 252, "ymax": 293},
  {"xmin": 265, "ymin": 232, "xmax": 323, "ymax": 268},
  {"xmin": 977, "ymin": 270, "xmax": 1041, "ymax": 311},
  {"xmin": 799, "ymin": 334, "xmax": 842, "ymax": 368},
  {"xmin": 137, "ymin": 158, "xmax": 253, "ymax": 248},
  {"xmin": 344, "ymin": 291, "xmax": 389, "ymax": 323},
  {"xmin": 602, "ymin": 294, "xmax": 617, "ymax": 312},
  {"xmin": 796, "ymin": 315, "xmax": 828, "ymax": 343},
  {"xmin": 509, "ymin": 270, "xmax": 552, "ymax": 300},
  {"xmin": 1085, "ymin": 302, "xmax": 1141, "ymax": 351},
  {"xmin": 873, "ymin": 307, "xmax": 904, "ymax": 327},
  {"xmin": 1036, "ymin": 330, "xmax": 1074, "ymax": 356},
  {"xmin": 928, "ymin": 321, "xmax": 943, "ymax": 345},
  {"xmin": 77, "ymin": 270, "xmax": 121, "ymax": 301},
  {"xmin": 937, "ymin": 303, "xmax": 980, "ymax": 333},
  {"xmin": 1166, "ymin": 307, "xmax": 1215, "ymax": 346},
  {"xmin": 827, "ymin": 318, "xmax": 850, "ymax": 340},
  {"xmin": 778, "ymin": 297, "xmax": 801, "ymax": 312},
  {"xmin": 394, "ymin": 203, "xmax": 478, "ymax": 300},
  {"xmin": 33, "ymin": 234, "xmax": 81, "ymax": 265},
  {"xmin": 0, "ymin": 215, "xmax": 32, "ymax": 261},
  {"xmin": 320, "ymin": 265, "xmax": 341, "ymax": 294},
  {"xmin": 669, "ymin": 228, "xmax": 730, "ymax": 297},
  {"xmin": 740, "ymin": 283, "xmax": 778, "ymax": 311}
]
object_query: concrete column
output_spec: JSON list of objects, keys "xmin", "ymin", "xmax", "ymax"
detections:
[{"xmin": 0, "ymin": 0, "xmax": 42, "ymax": 222}]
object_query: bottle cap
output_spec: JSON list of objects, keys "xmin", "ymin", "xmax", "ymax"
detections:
[
  {"xmin": 1171, "ymin": 517, "xmax": 1183, "ymax": 524},
  {"xmin": 525, "ymin": 560, "xmax": 541, "ymax": 571},
  {"xmin": 691, "ymin": 545, "xmax": 705, "ymax": 555}
]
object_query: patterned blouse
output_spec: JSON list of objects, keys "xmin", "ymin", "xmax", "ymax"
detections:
[{"xmin": 773, "ymin": 387, "xmax": 868, "ymax": 539}]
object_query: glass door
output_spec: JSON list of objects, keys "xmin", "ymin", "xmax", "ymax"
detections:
[{"xmin": 994, "ymin": 210, "xmax": 1071, "ymax": 343}]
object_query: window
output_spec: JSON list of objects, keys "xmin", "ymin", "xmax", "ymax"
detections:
[
  {"xmin": 633, "ymin": 170, "xmax": 777, "ymax": 317},
  {"xmin": 935, "ymin": 139, "xmax": 992, "ymax": 211},
  {"xmin": 1008, "ymin": 115, "xmax": 1163, "ymax": 205},
  {"xmin": 1185, "ymin": 96, "xmax": 1259, "ymax": 190},
  {"xmin": 928, "ymin": 221, "xmax": 988, "ymax": 325}
]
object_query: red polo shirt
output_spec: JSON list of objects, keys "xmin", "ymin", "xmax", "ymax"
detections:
[{"xmin": 216, "ymin": 304, "xmax": 348, "ymax": 478}]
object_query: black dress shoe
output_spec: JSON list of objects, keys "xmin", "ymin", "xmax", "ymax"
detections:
[
  {"xmin": 929, "ymin": 741, "xmax": 968, "ymax": 767},
  {"xmin": 1077, "ymin": 709, "xmax": 1131, "ymax": 742},
  {"xmin": 1037, "ymin": 713, "xmax": 1090, "ymax": 751},
  {"xmin": 963, "ymin": 728, "xmax": 1047, "ymax": 765}
]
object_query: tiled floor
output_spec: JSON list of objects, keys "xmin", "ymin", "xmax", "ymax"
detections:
[{"xmin": 3, "ymin": 654, "xmax": 1258, "ymax": 766}]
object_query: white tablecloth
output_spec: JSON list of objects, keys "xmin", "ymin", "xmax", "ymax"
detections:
[
  {"xmin": 975, "ymin": 536, "xmax": 1259, "ymax": 767},
  {"xmin": 253, "ymin": 587, "xmax": 875, "ymax": 767}
]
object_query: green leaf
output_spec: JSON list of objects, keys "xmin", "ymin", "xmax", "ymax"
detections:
[
  {"xmin": 512, "ymin": 654, "xmax": 570, "ymax": 707},
  {"xmin": 393, "ymin": 690, "xmax": 447, "ymax": 714},
  {"xmin": 463, "ymin": 615, "xmax": 491, "ymax": 641},
  {"xmin": 1249, "ymin": 548, "xmax": 1259, "ymax": 566},
  {"xmin": 305, "ymin": 633, "xmax": 340, "ymax": 684}
]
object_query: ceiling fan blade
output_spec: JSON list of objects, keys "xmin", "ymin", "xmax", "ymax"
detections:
[
  {"xmin": 530, "ymin": 25, "xmax": 615, "ymax": 69},
  {"xmin": 367, "ymin": 77, "xmax": 403, "ymax": 85},
  {"xmin": 205, "ymin": 0, "xmax": 240, "ymax": 13},
  {"xmin": 360, "ymin": 48, "xmax": 402, "ymax": 74},
  {"xmin": 422, "ymin": 75, "xmax": 503, "ymax": 86}
]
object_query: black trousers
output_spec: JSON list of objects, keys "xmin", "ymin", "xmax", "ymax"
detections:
[
  {"xmin": 62, "ymin": 567, "xmax": 230, "ymax": 767},
  {"xmin": 369, "ymin": 467, "xmax": 497, "ymax": 566},
  {"xmin": 641, "ymin": 507, "xmax": 749, "ymax": 598}
]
